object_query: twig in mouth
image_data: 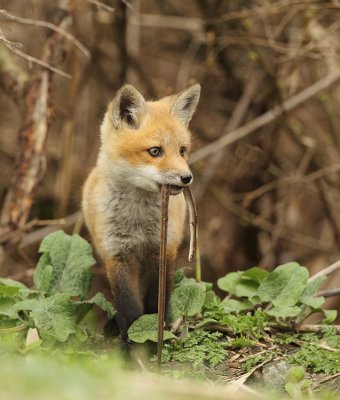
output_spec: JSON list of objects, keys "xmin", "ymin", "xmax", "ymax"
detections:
[
  {"xmin": 183, "ymin": 187, "xmax": 198, "ymax": 263},
  {"xmin": 157, "ymin": 184, "xmax": 170, "ymax": 367}
]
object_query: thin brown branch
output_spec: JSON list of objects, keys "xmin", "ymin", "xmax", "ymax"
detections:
[
  {"xmin": 231, "ymin": 163, "xmax": 340, "ymax": 202},
  {"xmin": 0, "ymin": 9, "xmax": 90, "ymax": 58},
  {"xmin": 19, "ymin": 212, "xmax": 81, "ymax": 249},
  {"xmin": 309, "ymin": 260, "xmax": 340, "ymax": 283},
  {"xmin": 194, "ymin": 74, "xmax": 261, "ymax": 201},
  {"xmin": 318, "ymin": 288, "xmax": 340, "ymax": 298},
  {"xmin": 211, "ymin": 186, "xmax": 332, "ymax": 252},
  {"xmin": 87, "ymin": 0, "xmax": 115, "ymax": 12},
  {"xmin": 158, "ymin": 184, "xmax": 170, "ymax": 366},
  {"xmin": 0, "ymin": 42, "xmax": 28, "ymax": 102},
  {"xmin": 313, "ymin": 372, "xmax": 340, "ymax": 388},
  {"xmin": 3, "ymin": 44, "xmax": 71, "ymax": 79},
  {"xmin": 190, "ymin": 70, "xmax": 340, "ymax": 164}
]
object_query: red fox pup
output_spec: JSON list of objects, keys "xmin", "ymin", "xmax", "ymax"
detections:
[{"xmin": 82, "ymin": 83, "xmax": 201, "ymax": 341}]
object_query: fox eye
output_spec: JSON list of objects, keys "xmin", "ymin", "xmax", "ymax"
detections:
[
  {"xmin": 180, "ymin": 146, "xmax": 186, "ymax": 157},
  {"xmin": 148, "ymin": 147, "xmax": 163, "ymax": 157}
]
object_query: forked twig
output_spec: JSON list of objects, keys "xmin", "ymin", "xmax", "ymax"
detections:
[
  {"xmin": 158, "ymin": 185, "xmax": 170, "ymax": 366},
  {"xmin": 157, "ymin": 185, "xmax": 200, "ymax": 366}
]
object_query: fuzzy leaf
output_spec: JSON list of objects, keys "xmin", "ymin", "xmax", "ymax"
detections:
[
  {"xmin": 169, "ymin": 282, "xmax": 206, "ymax": 321},
  {"xmin": 15, "ymin": 293, "xmax": 77, "ymax": 342},
  {"xmin": 76, "ymin": 293, "xmax": 116, "ymax": 322},
  {"xmin": 33, "ymin": 231, "xmax": 96, "ymax": 299},
  {"xmin": 128, "ymin": 314, "xmax": 175, "ymax": 343},
  {"xmin": 0, "ymin": 296, "xmax": 18, "ymax": 319},
  {"xmin": 300, "ymin": 276, "xmax": 326, "ymax": 309},
  {"xmin": 221, "ymin": 299, "xmax": 250, "ymax": 314},
  {"xmin": 34, "ymin": 265, "xmax": 53, "ymax": 294},
  {"xmin": 266, "ymin": 305, "xmax": 302, "ymax": 318},
  {"xmin": 257, "ymin": 262, "xmax": 308, "ymax": 307}
]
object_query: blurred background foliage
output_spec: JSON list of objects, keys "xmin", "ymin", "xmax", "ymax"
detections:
[{"xmin": 0, "ymin": 0, "xmax": 339, "ymax": 312}]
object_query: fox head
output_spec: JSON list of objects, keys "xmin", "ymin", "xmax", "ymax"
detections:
[{"xmin": 99, "ymin": 83, "xmax": 200, "ymax": 194}]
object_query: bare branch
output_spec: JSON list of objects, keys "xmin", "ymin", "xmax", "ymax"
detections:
[
  {"xmin": 0, "ymin": 9, "xmax": 90, "ymax": 58},
  {"xmin": 2, "ymin": 41, "xmax": 71, "ymax": 79},
  {"xmin": 308, "ymin": 260, "xmax": 340, "ymax": 283},
  {"xmin": 189, "ymin": 70, "xmax": 340, "ymax": 164},
  {"xmin": 87, "ymin": 0, "xmax": 115, "ymax": 12}
]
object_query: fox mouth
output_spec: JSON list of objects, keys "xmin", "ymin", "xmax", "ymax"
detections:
[
  {"xmin": 169, "ymin": 185, "xmax": 184, "ymax": 195},
  {"xmin": 157, "ymin": 184, "xmax": 183, "ymax": 195}
]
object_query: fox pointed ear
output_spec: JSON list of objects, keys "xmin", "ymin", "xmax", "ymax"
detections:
[
  {"xmin": 170, "ymin": 83, "xmax": 201, "ymax": 126},
  {"xmin": 111, "ymin": 84, "xmax": 146, "ymax": 129}
]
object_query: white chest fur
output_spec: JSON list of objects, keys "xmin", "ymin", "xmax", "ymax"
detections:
[{"xmin": 97, "ymin": 179, "xmax": 173, "ymax": 257}]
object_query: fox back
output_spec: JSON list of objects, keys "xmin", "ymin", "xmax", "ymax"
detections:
[{"xmin": 82, "ymin": 83, "xmax": 200, "ymax": 341}]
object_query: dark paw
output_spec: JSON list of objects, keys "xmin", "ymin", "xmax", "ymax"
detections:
[{"xmin": 103, "ymin": 318, "xmax": 120, "ymax": 338}]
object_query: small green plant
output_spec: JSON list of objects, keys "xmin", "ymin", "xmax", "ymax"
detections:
[
  {"xmin": 217, "ymin": 263, "xmax": 336, "ymax": 323},
  {"xmin": 285, "ymin": 366, "xmax": 312, "ymax": 397},
  {"xmin": 288, "ymin": 345, "xmax": 340, "ymax": 374},
  {"xmin": 0, "ymin": 231, "xmax": 115, "ymax": 343},
  {"xmin": 161, "ymin": 329, "xmax": 228, "ymax": 369}
]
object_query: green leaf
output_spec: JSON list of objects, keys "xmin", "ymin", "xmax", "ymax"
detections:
[
  {"xmin": 286, "ymin": 366, "xmax": 305, "ymax": 383},
  {"xmin": 0, "ymin": 278, "xmax": 28, "ymax": 290},
  {"xmin": 221, "ymin": 299, "xmax": 250, "ymax": 314},
  {"xmin": 242, "ymin": 267, "xmax": 269, "ymax": 283},
  {"xmin": 76, "ymin": 293, "xmax": 116, "ymax": 322},
  {"xmin": 257, "ymin": 262, "xmax": 308, "ymax": 307},
  {"xmin": 217, "ymin": 267, "xmax": 267, "ymax": 298},
  {"xmin": 169, "ymin": 282, "xmax": 206, "ymax": 322},
  {"xmin": 15, "ymin": 293, "xmax": 77, "ymax": 342},
  {"xmin": 322, "ymin": 310, "xmax": 337, "ymax": 324},
  {"xmin": 0, "ymin": 286, "xmax": 20, "ymax": 296},
  {"xmin": 300, "ymin": 276, "xmax": 326, "ymax": 309},
  {"xmin": 217, "ymin": 271, "xmax": 242, "ymax": 295},
  {"xmin": 34, "ymin": 265, "xmax": 53, "ymax": 294},
  {"xmin": 266, "ymin": 305, "xmax": 302, "ymax": 318},
  {"xmin": 128, "ymin": 314, "xmax": 175, "ymax": 343},
  {"xmin": 33, "ymin": 230, "xmax": 96, "ymax": 299},
  {"xmin": 0, "ymin": 296, "xmax": 18, "ymax": 319},
  {"xmin": 301, "ymin": 296, "xmax": 325, "ymax": 309}
]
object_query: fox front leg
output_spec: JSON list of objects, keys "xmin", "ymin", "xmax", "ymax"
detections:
[{"xmin": 106, "ymin": 255, "xmax": 144, "ymax": 342}]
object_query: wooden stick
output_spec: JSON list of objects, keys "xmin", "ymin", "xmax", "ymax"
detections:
[
  {"xmin": 308, "ymin": 259, "xmax": 340, "ymax": 283},
  {"xmin": 183, "ymin": 187, "xmax": 198, "ymax": 263},
  {"xmin": 158, "ymin": 185, "xmax": 170, "ymax": 366}
]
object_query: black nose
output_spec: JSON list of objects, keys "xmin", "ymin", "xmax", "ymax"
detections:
[{"xmin": 181, "ymin": 174, "xmax": 192, "ymax": 184}]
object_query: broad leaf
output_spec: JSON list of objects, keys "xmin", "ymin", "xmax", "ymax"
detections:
[
  {"xmin": 0, "ymin": 296, "xmax": 18, "ymax": 319},
  {"xmin": 243, "ymin": 267, "xmax": 269, "ymax": 283},
  {"xmin": 76, "ymin": 293, "xmax": 116, "ymax": 322},
  {"xmin": 169, "ymin": 282, "xmax": 206, "ymax": 322},
  {"xmin": 217, "ymin": 271, "xmax": 242, "ymax": 295},
  {"xmin": 300, "ymin": 276, "xmax": 326, "ymax": 309},
  {"xmin": 257, "ymin": 262, "xmax": 308, "ymax": 307},
  {"xmin": 128, "ymin": 314, "xmax": 175, "ymax": 343},
  {"xmin": 15, "ymin": 293, "xmax": 77, "ymax": 342},
  {"xmin": 221, "ymin": 298, "xmax": 250, "ymax": 314},
  {"xmin": 33, "ymin": 230, "xmax": 96, "ymax": 299},
  {"xmin": 0, "ymin": 278, "xmax": 28, "ymax": 290},
  {"xmin": 322, "ymin": 310, "xmax": 337, "ymax": 324},
  {"xmin": 266, "ymin": 305, "xmax": 302, "ymax": 318}
]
